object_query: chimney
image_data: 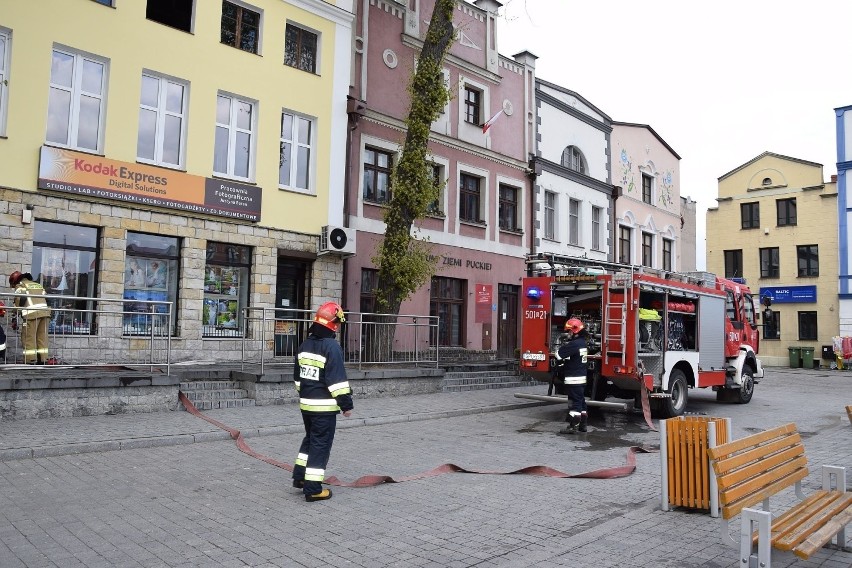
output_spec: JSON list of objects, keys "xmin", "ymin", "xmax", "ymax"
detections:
[{"xmin": 831, "ymin": 174, "xmax": 838, "ymax": 183}]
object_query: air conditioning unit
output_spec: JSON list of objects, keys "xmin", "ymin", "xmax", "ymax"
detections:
[{"xmin": 319, "ymin": 225, "xmax": 356, "ymax": 256}]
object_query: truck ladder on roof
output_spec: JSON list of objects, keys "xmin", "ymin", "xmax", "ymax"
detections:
[{"xmin": 524, "ymin": 252, "xmax": 708, "ymax": 287}]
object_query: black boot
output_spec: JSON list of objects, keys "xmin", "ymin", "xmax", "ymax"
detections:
[
  {"xmin": 565, "ymin": 411, "xmax": 580, "ymax": 433},
  {"xmin": 578, "ymin": 412, "xmax": 588, "ymax": 432}
]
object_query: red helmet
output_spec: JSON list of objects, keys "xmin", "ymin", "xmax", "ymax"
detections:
[
  {"xmin": 564, "ymin": 318, "xmax": 584, "ymax": 334},
  {"xmin": 314, "ymin": 301, "xmax": 345, "ymax": 332},
  {"xmin": 8, "ymin": 271, "xmax": 22, "ymax": 287}
]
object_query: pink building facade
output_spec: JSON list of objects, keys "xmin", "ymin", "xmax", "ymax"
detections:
[{"xmin": 344, "ymin": 0, "xmax": 535, "ymax": 358}]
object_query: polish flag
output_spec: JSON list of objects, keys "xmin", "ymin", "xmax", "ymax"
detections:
[{"xmin": 482, "ymin": 109, "xmax": 504, "ymax": 134}]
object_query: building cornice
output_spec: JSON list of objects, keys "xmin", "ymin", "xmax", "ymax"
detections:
[{"xmin": 287, "ymin": 0, "xmax": 356, "ymax": 26}]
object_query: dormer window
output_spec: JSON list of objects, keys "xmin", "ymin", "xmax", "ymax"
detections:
[{"xmin": 561, "ymin": 146, "xmax": 586, "ymax": 174}]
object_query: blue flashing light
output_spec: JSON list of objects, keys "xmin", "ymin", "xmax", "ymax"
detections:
[{"xmin": 526, "ymin": 287, "xmax": 542, "ymax": 300}]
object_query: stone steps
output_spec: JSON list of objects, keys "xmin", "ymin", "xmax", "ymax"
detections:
[
  {"xmin": 179, "ymin": 380, "xmax": 255, "ymax": 410},
  {"xmin": 441, "ymin": 370, "xmax": 538, "ymax": 392}
]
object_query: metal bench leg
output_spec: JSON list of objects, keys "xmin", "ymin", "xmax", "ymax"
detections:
[
  {"xmin": 742, "ymin": 508, "xmax": 772, "ymax": 568},
  {"xmin": 823, "ymin": 466, "xmax": 847, "ymax": 549}
]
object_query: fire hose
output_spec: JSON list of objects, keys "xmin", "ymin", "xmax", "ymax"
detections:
[{"xmin": 179, "ymin": 391, "xmax": 655, "ymax": 487}]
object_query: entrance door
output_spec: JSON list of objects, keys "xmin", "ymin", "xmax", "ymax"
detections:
[
  {"xmin": 275, "ymin": 258, "xmax": 310, "ymax": 356},
  {"xmin": 497, "ymin": 284, "xmax": 519, "ymax": 359}
]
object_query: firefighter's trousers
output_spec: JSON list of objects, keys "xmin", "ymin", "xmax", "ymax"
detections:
[
  {"xmin": 566, "ymin": 383, "xmax": 587, "ymax": 413},
  {"xmin": 293, "ymin": 413, "xmax": 337, "ymax": 496},
  {"xmin": 21, "ymin": 316, "xmax": 50, "ymax": 364}
]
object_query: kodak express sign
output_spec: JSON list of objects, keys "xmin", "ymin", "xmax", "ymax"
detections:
[{"xmin": 37, "ymin": 146, "xmax": 262, "ymax": 222}]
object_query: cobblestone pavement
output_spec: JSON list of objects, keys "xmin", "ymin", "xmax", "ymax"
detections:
[{"xmin": 1, "ymin": 367, "xmax": 850, "ymax": 567}]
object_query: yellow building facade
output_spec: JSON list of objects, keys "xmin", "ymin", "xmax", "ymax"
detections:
[
  {"xmin": 0, "ymin": 0, "xmax": 354, "ymax": 363},
  {"xmin": 706, "ymin": 152, "xmax": 838, "ymax": 367}
]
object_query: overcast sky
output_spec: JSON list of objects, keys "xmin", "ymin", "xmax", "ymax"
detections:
[{"xmin": 494, "ymin": 0, "xmax": 851, "ymax": 270}]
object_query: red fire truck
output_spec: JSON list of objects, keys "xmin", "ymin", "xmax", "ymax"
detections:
[{"xmin": 519, "ymin": 253, "xmax": 764, "ymax": 418}]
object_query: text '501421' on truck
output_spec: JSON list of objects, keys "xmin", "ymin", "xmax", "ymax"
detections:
[{"xmin": 518, "ymin": 253, "xmax": 764, "ymax": 419}]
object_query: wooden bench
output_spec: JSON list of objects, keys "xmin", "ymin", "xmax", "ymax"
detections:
[{"xmin": 707, "ymin": 423, "xmax": 851, "ymax": 567}]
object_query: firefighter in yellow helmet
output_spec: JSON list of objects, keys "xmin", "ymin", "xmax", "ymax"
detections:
[
  {"xmin": 554, "ymin": 318, "xmax": 589, "ymax": 433},
  {"xmin": 291, "ymin": 301, "xmax": 353, "ymax": 502},
  {"xmin": 10, "ymin": 271, "xmax": 52, "ymax": 364}
]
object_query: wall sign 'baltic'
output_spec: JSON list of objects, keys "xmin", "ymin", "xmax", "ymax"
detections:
[{"xmin": 37, "ymin": 146, "xmax": 262, "ymax": 222}]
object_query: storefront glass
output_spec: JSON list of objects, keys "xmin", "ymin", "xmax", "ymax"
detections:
[
  {"xmin": 124, "ymin": 232, "xmax": 179, "ymax": 335},
  {"xmin": 203, "ymin": 242, "xmax": 250, "ymax": 337},
  {"xmin": 32, "ymin": 220, "xmax": 98, "ymax": 335}
]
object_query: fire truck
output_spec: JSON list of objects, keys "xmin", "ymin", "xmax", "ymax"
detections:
[{"xmin": 518, "ymin": 253, "xmax": 764, "ymax": 418}]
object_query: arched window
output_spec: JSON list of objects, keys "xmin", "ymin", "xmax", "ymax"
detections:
[
  {"xmin": 762, "ymin": 177, "xmax": 772, "ymax": 186},
  {"xmin": 561, "ymin": 146, "xmax": 586, "ymax": 174}
]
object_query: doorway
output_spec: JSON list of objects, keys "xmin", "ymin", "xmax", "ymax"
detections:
[
  {"xmin": 274, "ymin": 258, "xmax": 310, "ymax": 356},
  {"xmin": 497, "ymin": 284, "xmax": 519, "ymax": 359}
]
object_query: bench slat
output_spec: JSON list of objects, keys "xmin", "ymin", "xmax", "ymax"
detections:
[
  {"xmin": 771, "ymin": 491, "xmax": 850, "ymax": 550},
  {"xmin": 760, "ymin": 490, "xmax": 828, "ymax": 540},
  {"xmin": 721, "ymin": 467, "xmax": 809, "ymax": 519},
  {"xmin": 708, "ymin": 423, "xmax": 797, "ymax": 461},
  {"xmin": 791, "ymin": 497, "xmax": 852, "ymax": 559},
  {"xmin": 715, "ymin": 445, "xmax": 805, "ymax": 490},
  {"xmin": 711, "ymin": 433, "xmax": 802, "ymax": 477},
  {"xmin": 720, "ymin": 459, "xmax": 809, "ymax": 513}
]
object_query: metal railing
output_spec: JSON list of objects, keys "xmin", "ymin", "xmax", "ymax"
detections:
[
  {"xmin": 241, "ymin": 307, "xmax": 440, "ymax": 373},
  {"xmin": 0, "ymin": 293, "xmax": 172, "ymax": 371}
]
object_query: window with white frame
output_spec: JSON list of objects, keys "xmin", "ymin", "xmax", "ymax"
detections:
[
  {"xmin": 279, "ymin": 111, "xmax": 314, "ymax": 191},
  {"xmin": 46, "ymin": 47, "xmax": 107, "ymax": 152},
  {"xmin": 463, "ymin": 85, "xmax": 482, "ymax": 125},
  {"xmin": 0, "ymin": 28, "xmax": 9, "ymax": 136},
  {"xmin": 137, "ymin": 73, "xmax": 187, "ymax": 168},
  {"xmin": 213, "ymin": 93, "xmax": 255, "ymax": 180},
  {"xmin": 561, "ymin": 146, "xmax": 586, "ymax": 174},
  {"xmin": 499, "ymin": 184, "xmax": 519, "ymax": 231},
  {"xmin": 544, "ymin": 191, "xmax": 556, "ymax": 240},
  {"xmin": 363, "ymin": 147, "xmax": 393, "ymax": 204},
  {"xmin": 662, "ymin": 238, "xmax": 673, "ymax": 271},
  {"xmin": 642, "ymin": 173, "xmax": 653, "ymax": 204},
  {"xmin": 285, "ymin": 22, "xmax": 318, "ymax": 73},
  {"xmin": 591, "ymin": 206, "xmax": 602, "ymax": 251},
  {"xmin": 427, "ymin": 162, "xmax": 445, "ymax": 216},
  {"xmin": 642, "ymin": 231, "xmax": 653, "ymax": 267},
  {"xmin": 459, "ymin": 173, "xmax": 482, "ymax": 223},
  {"xmin": 618, "ymin": 225, "xmax": 632, "ymax": 264},
  {"xmin": 568, "ymin": 198, "xmax": 580, "ymax": 245}
]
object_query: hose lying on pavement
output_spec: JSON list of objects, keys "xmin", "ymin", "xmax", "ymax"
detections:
[{"xmin": 179, "ymin": 391, "xmax": 655, "ymax": 487}]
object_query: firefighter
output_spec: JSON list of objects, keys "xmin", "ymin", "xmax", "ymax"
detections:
[
  {"xmin": 555, "ymin": 318, "xmax": 589, "ymax": 433},
  {"xmin": 291, "ymin": 301, "xmax": 354, "ymax": 502},
  {"xmin": 10, "ymin": 271, "xmax": 52, "ymax": 364}
]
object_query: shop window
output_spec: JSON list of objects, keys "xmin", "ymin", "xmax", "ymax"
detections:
[
  {"xmin": 203, "ymin": 242, "xmax": 250, "ymax": 337},
  {"xmin": 430, "ymin": 276, "xmax": 465, "ymax": 347},
  {"xmin": 124, "ymin": 232, "xmax": 179, "ymax": 335},
  {"xmin": 32, "ymin": 221, "xmax": 98, "ymax": 335}
]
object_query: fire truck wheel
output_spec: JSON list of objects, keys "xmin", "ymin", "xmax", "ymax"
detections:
[
  {"xmin": 736, "ymin": 368, "xmax": 755, "ymax": 404},
  {"xmin": 659, "ymin": 370, "xmax": 688, "ymax": 418}
]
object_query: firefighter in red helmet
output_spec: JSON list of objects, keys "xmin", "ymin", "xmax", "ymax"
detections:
[
  {"xmin": 291, "ymin": 301, "xmax": 354, "ymax": 502},
  {"xmin": 10, "ymin": 271, "xmax": 52, "ymax": 364},
  {"xmin": 554, "ymin": 318, "xmax": 589, "ymax": 433}
]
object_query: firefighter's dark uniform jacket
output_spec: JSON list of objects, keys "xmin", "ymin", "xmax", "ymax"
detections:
[
  {"xmin": 292, "ymin": 328, "xmax": 353, "ymax": 491},
  {"xmin": 555, "ymin": 336, "xmax": 588, "ymax": 385}
]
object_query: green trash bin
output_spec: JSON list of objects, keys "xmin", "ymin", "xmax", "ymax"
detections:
[
  {"xmin": 801, "ymin": 347, "xmax": 815, "ymax": 369},
  {"xmin": 788, "ymin": 347, "xmax": 802, "ymax": 368}
]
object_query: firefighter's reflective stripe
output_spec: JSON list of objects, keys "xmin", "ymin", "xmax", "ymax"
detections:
[
  {"xmin": 564, "ymin": 375, "xmax": 586, "ymax": 385},
  {"xmin": 328, "ymin": 381, "xmax": 351, "ymax": 398},
  {"xmin": 14, "ymin": 281, "xmax": 50, "ymax": 319},
  {"xmin": 298, "ymin": 352, "xmax": 326, "ymax": 369},
  {"xmin": 295, "ymin": 452, "xmax": 308, "ymax": 467},
  {"xmin": 305, "ymin": 467, "xmax": 325, "ymax": 482},
  {"xmin": 300, "ymin": 398, "xmax": 340, "ymax": 412}
]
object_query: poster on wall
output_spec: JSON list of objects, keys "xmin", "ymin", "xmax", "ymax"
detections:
[{"xmin": 475, "ymin": 284, "xmax": 493, "ymax": 324}]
